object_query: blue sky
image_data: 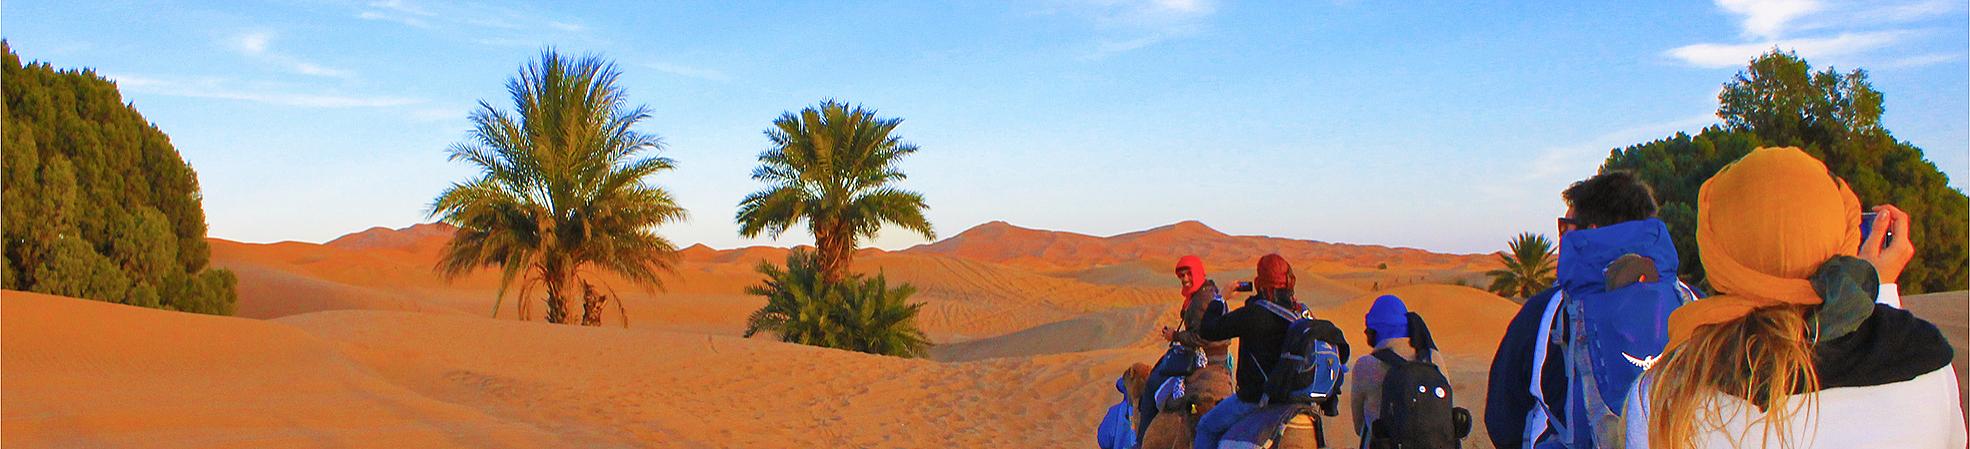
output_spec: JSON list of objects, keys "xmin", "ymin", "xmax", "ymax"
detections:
[{"xmin": 6, "ymin": 0, "xmax": 1965, "ymax": 254}]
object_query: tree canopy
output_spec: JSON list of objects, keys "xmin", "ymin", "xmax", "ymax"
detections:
[
  {"xmin": 2, "ymin": 41, "xmax": 236, "ymax": 313},
  {"xmin": 1602, "ymin": 50, "xmax": 1966, "ymax": 293}
]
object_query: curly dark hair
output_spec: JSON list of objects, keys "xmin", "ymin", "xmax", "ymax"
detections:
[{"xmin": 1563, "ymin": 171, "xmax": 1658, "ymax": 228}]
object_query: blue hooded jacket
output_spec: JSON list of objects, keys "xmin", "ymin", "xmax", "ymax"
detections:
[{"xmin": 1098, "ymin": 375, "xmax": 1137, "ymax": 449}]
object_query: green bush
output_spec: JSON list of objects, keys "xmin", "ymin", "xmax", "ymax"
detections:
[
  {"xmin": 1, "ymin": 41, "xmax": 236, "ymax": 313},
  {"xmin": 743, "ymin": 249, "xmax": 931, "ymax": 358},
  {"xmin": 1601, "ymin": 50, "xmax": 1967, "ymax": 293}
]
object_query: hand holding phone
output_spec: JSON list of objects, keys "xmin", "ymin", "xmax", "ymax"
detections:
[{"xmin": 1859, "ymin": 204, "xmax": 1916, "ymax": 284}]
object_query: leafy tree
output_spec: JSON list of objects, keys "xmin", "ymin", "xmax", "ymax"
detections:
[
  {"xmin": 1, "ymin": 41, "xmax": 235, "ymax": 313},
  {"xmin": 736, "ymin": 100, "xmax": 935, "ymax": 282},
  {"xmin": 430, "ymin": 49, "xmax": 686, "ymax": 325},
  {"xmin": 744, "ymin": 249, "xmax": 930, "ymax": 358},
  {"xmin": 1604, "ymin": 50, "xmax": 1966, "ymax": 293},
  {"xmin": 1486, "ymin": 232, "xmax": 1557, "ymax": 299}
]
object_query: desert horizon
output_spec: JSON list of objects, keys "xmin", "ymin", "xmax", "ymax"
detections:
[
  {"xmin": 6, "ymin": 2, "xmax": 1968, "ymax": 448},
  {"xmin": 8, "ymin": 219, "xmax": 1968, "ymax": 448}
]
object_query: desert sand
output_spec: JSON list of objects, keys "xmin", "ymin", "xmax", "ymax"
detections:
[{"xmin": 5, "ymin": 221, "xmax": 1965, "ymax": 449}]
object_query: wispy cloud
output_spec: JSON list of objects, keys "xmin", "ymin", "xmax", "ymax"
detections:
[
  {"xmin": 643, "ymin": 62, "xmax": 729, "ymax": 82},
  {"xmin": 1667, "ymin": 30, "xmax": 1915, "ymax": 68},
  {"xmin": 1667, "ymin": 0, "xmax": 1960, "ymax": 69},
  {"xmin": 1717, "ymin": 0, "xmax": 1823, "ymax": 40},
  {"xmin": 1521, "ymin": 114, "xmax": 1720, "ymax": 181},
  {"xmin": 1884, "ymin": 52, "xmax": 1963, "ymax": 69},
  {"xmin": 228, "ymin": 31, "xmax": 355, "ymax": 79},
  {"xmin": 1048, "ymin": 0, "xmax": 1218, "ymax": 59},
  {"xmin": 108, "ymin": 74, "xmax": 420, "ymax": 108},
  {"xmin": 1478, "ymin": 113, "xmax": 1718, "ymax": 203},
  {"xmin": 356, "ymin": 0, "xmax": 591, "ymax": 44}
]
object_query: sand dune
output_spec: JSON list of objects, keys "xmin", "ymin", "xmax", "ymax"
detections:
[
  {"xmin": 26, "ymin": 220, "xmax": 1959, "ymax": 449},
  {"xmin": 1, "ymin": 291, "xmax": 1163, "ymax": 448},
  {"xmin": 906, "ymin": 220, "xmax": 1493, "ymax": 273},
  {"xmin": 0, "ymin": 291, "xmax": 563, "ymax": 448}
]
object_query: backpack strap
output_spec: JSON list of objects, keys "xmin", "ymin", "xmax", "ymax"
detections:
[
  {"xmin": 1526, "ymin": 290, "xmax": 1566, "ymax": 445},
  {"xmin": 1256, "ymin": 300, "xmax": 1303, "ymax": 323},
  {"xmin": 1370, "ymin": 348, "xmax": 1406, "ymax": 367}
]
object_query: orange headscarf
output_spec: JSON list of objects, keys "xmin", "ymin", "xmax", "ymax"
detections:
[{"xmin": 1666, "ymin": 147, "xmax": 1863, "ymax": 348}]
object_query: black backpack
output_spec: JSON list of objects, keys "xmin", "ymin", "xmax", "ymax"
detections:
[
  {"xmin": 1368, "ymin": 314, "xmax": 1471, "ymax": 449},
  {"xmin": 1256, "ymin": 300, "xmax": 1350, "ymax": 413}
]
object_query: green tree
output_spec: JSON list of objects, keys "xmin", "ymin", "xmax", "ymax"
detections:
[
  {"xmin": 1486, "ymin": 232, "xmax": 1557, "ymax": 299},
  {"xmin": 430, "ymin": 49, "xmax": 687, "ymax": 325},
  {"xmin": 744, "ymin": 249, "xmax": 930, "ymax": 358},
  {"xmin": 1605, "ymin": 49, "xmax": 1967, "ymax": 293},
  {"xmin": 736, "ymin": 100, "xmax": 935, "ymax": 283},
  {"xmin": 1, "ymin": 41, "xmax": 235, "ymax": 313}
]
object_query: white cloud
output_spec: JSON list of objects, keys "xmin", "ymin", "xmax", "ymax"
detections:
[
  {"xmin": 357, "ymin": 0, "xmax": 590, "ymax": 43},
  {"xmin": 1669, "ymin": 0, "xmax": 1956, "ymax": 70},
  {"xmin": 107, "ymin": 74, "xmax": 420, "ymax": 108},
  {"xmin": 233, "ymin": 32, "xmax": 272, "ymax": 54},
  {"xmin": 1049, "ymin": 0, "xmax": 1218, "ymax": 59},
  {"xmin": 224, "ymin": 31, "xmax": 355, "ymax": 79},
  {"xmin": 1884, "ymin": 52, "xmax": 1962, "ymax": 68},
  {"xmin": 643, "ymin": 62, "xmax": 729, "ymax": 82},
  {"xmin": 1666, "ymin": 30, "xmax": 1914, "ymax": 68},
  {"xmin": 1522, "ymin": 114, "xmax": 1720, "ymax": 181},
  {"xmin": 1717, "ymin": 0, "xmax": 1823, "ymax": 39}
]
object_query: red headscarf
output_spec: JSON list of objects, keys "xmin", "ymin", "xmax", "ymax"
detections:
[
  {"xmin": 1256, "ymin": 254, "xmax": 1295, "ymax": 290},
  {"xmin": 1175, "ymin": 255, "xmax": 1207, "ymax": 298}
]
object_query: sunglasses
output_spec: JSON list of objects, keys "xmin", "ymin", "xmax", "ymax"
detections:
[{"xmin": 1557, "ymin": 217, "xmax": 1582, "ymax": 233}]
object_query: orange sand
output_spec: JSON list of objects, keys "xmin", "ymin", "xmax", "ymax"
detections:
[{"xmin": 13, "ymin": 221, "xmax": 1959, "ymax": 448}]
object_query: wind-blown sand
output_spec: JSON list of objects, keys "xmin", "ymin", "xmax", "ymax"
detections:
[{"xmin": 6, "ymin": 221, "xmax": 1963, "ymax": 448}]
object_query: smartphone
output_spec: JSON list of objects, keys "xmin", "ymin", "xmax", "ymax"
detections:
[
  {"xmin": 1859, "ymin": 212, "xmax": 1894, "ymax": 251},
  {"xmin": 1233, "ymin": 281, "xmax": 1254, "ymax": 292}
]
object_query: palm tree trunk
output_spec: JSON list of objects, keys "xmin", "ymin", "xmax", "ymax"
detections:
[
  {"xmin": 815, "ymin": 225, "xmax": 855, "ymax": 284},
  {"xmin": 542, "ymin": 266, "xmax": 572, "ymax": 324}
]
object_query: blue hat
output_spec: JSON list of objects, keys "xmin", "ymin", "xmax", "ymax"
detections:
[{"xmin": 1365, "ymin": 295, "xmax": 1410, "ymax": 346}]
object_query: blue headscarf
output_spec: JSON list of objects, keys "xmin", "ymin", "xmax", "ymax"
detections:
[{"xmin": 1365, "ymin": 294, "xmax": 1410, "ymax": 346}]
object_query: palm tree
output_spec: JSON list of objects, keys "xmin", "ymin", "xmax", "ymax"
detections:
[
  {"xmin": 744, "ymin": 249, "xmax": 930, "ymax": 358},
  {"xmin": 743, "ymin": 250, "xmax": 838, "ymax": 346},
  {"xmin": 429, "ymin": 49, "xmax": 686, "ymax": 325},
  {"xmin": 834, "ymin": 271, "xmax": 930, "ymax": 358},
  {"xmin": 735, "ymin": 100, "xmax": 934, "ymax": 282},
  {"xmin": 1486, "ymin": 232, "xmax": 1557, "ymax": 299}
]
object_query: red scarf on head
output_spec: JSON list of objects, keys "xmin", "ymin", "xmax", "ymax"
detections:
[
  {"xmin": 1175, "ymin": 255, "xmax": 1207, "ymax": 298},
  {"xmin": 1256, "ymin": 254, "xmax": 1295, "ymax": 290}
]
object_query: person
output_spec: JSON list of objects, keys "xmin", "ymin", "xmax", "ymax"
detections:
[
  {"xmin": 1349, "ymin": 294, "xmax": 1447, "ymax": 444},
  {"xmin": 1101, "ymin": 363, "xmax": 1155, "ymax": 449},
  {"xmin": 1485, "ymin": 170, "xmax": 1700, "ymax": 449},
  {"xmin": 1191, "ymin": 254, "xmax": 1301, "ymax": 449},
  {"xmin": 1622, "ymin": 147, "xmax": 1963, "ymax": 448},
  {"xmin": 1138, "ymin": 256, "xmax": 1237, "ymax": 449}
]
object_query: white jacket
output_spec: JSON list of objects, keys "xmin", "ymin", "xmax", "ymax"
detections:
[{"xmin": 1622, "ymin": 286, "xmax": 1965, "ymax": 448}]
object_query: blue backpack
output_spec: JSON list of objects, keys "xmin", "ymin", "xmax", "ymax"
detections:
[
  {"xmin": 1257, "ymin": 301, "xmax": 1350, "ymax": 411},
  {"xmin": 1531, "ymin": 219, "xmax": 1697, "ymax": 448}
]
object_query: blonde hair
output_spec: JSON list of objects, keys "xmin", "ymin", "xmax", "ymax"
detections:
[{"xmin": 1648, "ymin": 305, "xmax": 1820, "ymax": 449}]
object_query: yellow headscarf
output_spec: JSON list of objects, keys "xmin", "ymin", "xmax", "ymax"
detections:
[{"xmin": 1666, "ymin": 147, "xmax": 1863, "ymax": 348}]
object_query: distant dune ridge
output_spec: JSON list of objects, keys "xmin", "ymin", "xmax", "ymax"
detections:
[{"xmin": 6, "ymin": 220, "xmax": 1965, "ymax": 448}]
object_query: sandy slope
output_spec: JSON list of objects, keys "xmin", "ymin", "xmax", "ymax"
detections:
[
  {"xmin": 1, "ymin": 291, "xmax": 1162, "ymax": 448},
  {"xmin": 906, "ymin": 220, "xmax": 1493, "ymax": 273},
  {"xmin": 0, "ymin": 291, "xmax": 562, "ymax": 448}
]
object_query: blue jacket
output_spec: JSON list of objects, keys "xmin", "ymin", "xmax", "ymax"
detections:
[
  {"xmin": 1098, "ymin": 376, "xmax": 1137, "ymax": 449},
  {"xmin": 1484, "ymin": 286, "xmax": 1562, "ymax": 449}
]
